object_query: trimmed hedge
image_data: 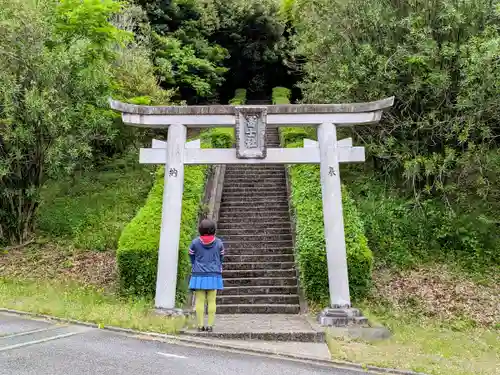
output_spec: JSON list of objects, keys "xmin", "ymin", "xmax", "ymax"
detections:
[
  {"xmin": 273, "ymin": 87, "xmax": 373, "ymax": 304},
  {"xmin": 117, "ymin": 159, "xmax": 207, "ymax": 305},
  {"xmin": 229, "ymin": 88, "xmax": 247, "ymax": 105},
  {"xmin": 203, "ymin": 128, "xmax": 234, "ymax": 148},
  {"xmin": 117, "ymin": 128, "xmax": 236, "ymax": 305}
]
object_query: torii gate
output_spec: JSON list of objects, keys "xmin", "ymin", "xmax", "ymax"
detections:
[{"xmin": 109, "ymin": 97, "xmax": 394, "ymax": 322}]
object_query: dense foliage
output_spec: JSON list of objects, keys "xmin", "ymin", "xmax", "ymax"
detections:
[
  {"xmin": 292, "ymin": 0, "xmax": 500, "ymax": 269},
  {"xmin": 273, "ymin": 87, "xmax": 373, "ymax": 304},
  {"xmin": 0, "ymin": 0, "xmax": 164, "ymax": 244},
  {"xmin": 135, "ymin": 0, "xmax": 291, "ymax": 102}
]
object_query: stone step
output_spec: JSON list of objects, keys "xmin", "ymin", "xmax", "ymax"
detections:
[
  {"xmin": 221, "ymin": 196, "xmax": 288, "ymax": 202},
  {"xmin": 221, "ymin": 195, "xmax": 286, "ymax": 201},
  {"xmin": 222, "ymin": 187, "xmax": 285, "ymax": 193},
  {"xmin": 218, "ymin": 222, "xmax": 291, "ymax": 230},
  {"xmin": 220, "ymin": 285, "xmax": 298, "ymax": 295},
  {"xmin": 218, "ymin": 216, "xmax": 291, "ymax": 224},
  {"xmin": 221, "ymin": 198, "xmax": 288, "ymax": 205},
  {"xmin": 226, "ymin": 166, "xmax": 283, "ymax": 170},
  {"xmin": 221, "ymin": 234, "xmax": 293, "ymax": 242},
  {"xmin": 223, "ymin": 269, "xmax": 296, "ymax": 279},
  {"xmin": 217, "ymin": 294, "xmax": 300, "ymax": 305},
  {"xmin": 225, "ymin": 164, "xmax": 285, "ymax": 174},
  {"xmin": 223, "ymin": 171, "xmax": 284, "ymax": 175},
  {"xmin": 223, "ymin": 184, "xmax": 285, "ymax": 189},
  {"xmin": 224, "ymin": 240, "xmax": 293, "ymax": 249},
  {"xmin": 219, "ymin": 214, "xmax": 290, "ymax": 221},
  {"xmin": 225, "ymin": 167, "xmax": 284, "ymax": 173},
  {"xmin": 224, "ymin": 171, "xmax": 285, "ymax": 176},
  {"xmin": 220, "ymin": 209, "xmax": 289, "ymax": 215},
  {"xmin": 221, "ymin": 194, "xmax": 287, "ymax": 201},
  {"xmin": 222, "ymin": 247, "xmax": 294, "ymax": 255},
  {"xmin": 224, "ymin": 177, "xmax": 286, "ymax": 183},
  {"xmin": 219, "ymin": 208, "xmax": 289, "ymax": 216},
  {"xmin": 223, "ymin": 262, "xmax": 295, "ymax": 271},
  {"xmin": 223, "ymin": 254, "xmax": 295, "ymax": 263},
  {"xmin": 219, "ymin": 227, "xmax": 291, "ymax": 235},
  {"xmin": 217, "ymin": 304, "xmax": 300, "ymax": 314},
  {"xmin": 220, "ymin": 202, "xmax": 289, "ymax": 210},
  {"xmin": 184, "ymin": 331, "xmax": 324, "ymax": 343},
  {"xmin": 224, "ymin": 277, "xmax": 297, "ymax": 287},
  {"xmin": 222, "ymin": 195, "xmax": 288, "ymax": 201},
  {"xmin": 221, "ymin": 200, "xmax": 288, "ymax": 207}
]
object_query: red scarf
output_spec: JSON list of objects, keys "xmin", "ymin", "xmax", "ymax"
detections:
[{"xmin": 200, "ymin": 235, "xmax": 215, "ymax": 245}]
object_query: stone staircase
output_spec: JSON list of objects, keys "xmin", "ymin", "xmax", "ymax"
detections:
[{"xmin": 217, "ymin": 127, "xmax": 301, "ymax": 314}]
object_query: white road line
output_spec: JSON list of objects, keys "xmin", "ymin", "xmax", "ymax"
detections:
[
  {"xmin": 0, "ymin": 331, "xmax": 85, "ymax": 352},
  {"xmin": 0, "ymin": 325, "xmax": 64, "ymax": 340},
  {"xmin": 157, "ymin": 351, "xmax": 188, "ymax": 359}
]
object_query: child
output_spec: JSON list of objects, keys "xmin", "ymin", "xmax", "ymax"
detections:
[{"xmin": 188, "ymin": 218, "xmax": 225, "ymax": 332}]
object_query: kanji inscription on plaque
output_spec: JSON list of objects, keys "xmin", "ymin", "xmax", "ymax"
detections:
[{"xmin": 235, "ymin": 106, "xmax": 267, "ymax": 159}]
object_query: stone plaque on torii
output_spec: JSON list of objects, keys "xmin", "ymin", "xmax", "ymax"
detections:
[{"xmin": 109, "ymin": 97, "xmax": 394, "ymax": 325}]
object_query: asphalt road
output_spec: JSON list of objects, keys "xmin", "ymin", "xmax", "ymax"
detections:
[{"xmin": 0, "ymin": 313, "xmax": 369, "ymax": 375}]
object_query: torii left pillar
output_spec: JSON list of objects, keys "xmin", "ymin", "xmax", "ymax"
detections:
[{"xmin": 156, "ymin": 124, "xmax": 186, "ymax": 309}]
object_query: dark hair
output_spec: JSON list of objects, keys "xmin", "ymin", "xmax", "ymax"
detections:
[{"xmin": 198, "ymin": 218, "xmax": 216, "ymax": 236}]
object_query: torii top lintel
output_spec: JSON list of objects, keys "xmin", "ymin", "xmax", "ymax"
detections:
[{"xmin": 109, "ymin": 97, "xmax": 394, "ymax": 128}]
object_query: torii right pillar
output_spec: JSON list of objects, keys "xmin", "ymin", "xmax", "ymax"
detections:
[
  {"xmin": 318, "ymin": 123, "xmax": 366, "ymax": 326},
  {"xmin": 317, "ymin": 122, "xmax": 364, "ymax": 326}
]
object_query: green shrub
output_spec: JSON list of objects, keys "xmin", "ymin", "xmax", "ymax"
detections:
[
  {"xmin": 272, "ymin": 86, "xmax": 292, "ymax": 104},
  {"xmin": 228, "ymin": 88, "xmax": 247, "ymax": 105},
  {"xmin": 286, "ymin": 146, "xmax": 373, "ymax": 303},
  {"xmin": 117, "ymin": 141, "xmax": 208, "ymax": 305},
  {"xmin": 202, "ymin": 128, "xmax": 234, "ymax": 148},
  {"xmin": 348, "ymin": 175, "xmax": 500, "ymax": 272},
  {"xmin": 37, "ymin": 151, "xmax": 153, "ymax": 251},
  {"xmin": 116, "ymin": 126, "xmax": 237, "ymax": 304},
  {"xmin": 273, "ymin": 87, "xmax": 373, "ymax": 304}
]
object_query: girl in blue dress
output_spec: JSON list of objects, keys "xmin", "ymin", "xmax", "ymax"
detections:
[{"xmin": 188, "ymin": 218, "xmax": 225, "ymax": 332}]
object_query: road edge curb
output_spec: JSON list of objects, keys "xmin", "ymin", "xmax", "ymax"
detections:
[{"xmin": 0, "ymin": 307, "xmax": 427, "ymax": 375}]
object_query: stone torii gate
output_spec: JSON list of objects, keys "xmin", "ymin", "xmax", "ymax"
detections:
[{"xmin": 109, "ymin": 97, "xmax": 394, "ymax": 322}]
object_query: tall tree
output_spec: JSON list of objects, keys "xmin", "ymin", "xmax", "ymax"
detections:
[
  {"xmin": 0, "ymin": 0, "xmax": 164, "ymax": 244},
  {"xmin": 293, "ymin": 0, "xmax": 500, "ymax": 200}
]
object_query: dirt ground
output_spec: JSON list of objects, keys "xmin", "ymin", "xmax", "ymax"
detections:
[
  {"xmin": 371, "ymin": 265, "xmax": 500, "ymax": 327},
  {"xmin": 1, "ymin": 242, "xmax": 117, "ymax": 290}
]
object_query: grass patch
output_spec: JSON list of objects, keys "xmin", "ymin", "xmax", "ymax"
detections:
[
  {"xmin": 326, "ymin": 310, "xmax": 499, "ymax": 375},
  {"xmin": 37, "ymin": 150, "xmax": 154, "ymax": 251},
  {"xmin": 0, "ymin": 277, "xmax": 184, "ymax": 333}
]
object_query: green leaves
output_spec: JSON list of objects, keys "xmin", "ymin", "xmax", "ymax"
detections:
[
  {"xmin": 0, "ymin": 0, "xmax": 164, "ymax": 244},
  {"xmin": 152, "ymin": 32, "xmax": 227, "ymax": 97},
  {"xmin": 292, "ymin": 0, "xmax": 500, "ymax": 200}
]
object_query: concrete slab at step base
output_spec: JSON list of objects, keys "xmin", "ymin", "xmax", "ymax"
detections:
[{"xmin": 181, "ymin": 314, "xmax": 325, "ymax": 343}]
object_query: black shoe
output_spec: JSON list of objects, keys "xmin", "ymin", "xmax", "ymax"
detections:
[
  {"xmin": 197, "ymin": 327, "xmax": 205, "ymax": 332},
  {"xmin": 205, "ymin": 326, "xmax": 213, "ymax": 332}
]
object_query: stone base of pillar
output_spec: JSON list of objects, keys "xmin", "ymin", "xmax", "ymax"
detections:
[
  {"xmin": 317, "ymin": 307, "xmax": 369, "ymax": 327},
  {"xmin": 154, "ymin": 307, "xmax": 191, "ymax": 318}
]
